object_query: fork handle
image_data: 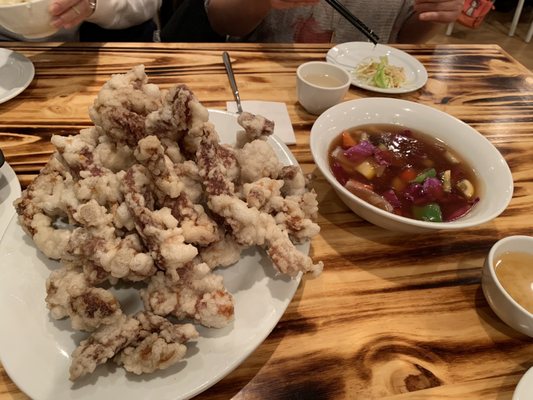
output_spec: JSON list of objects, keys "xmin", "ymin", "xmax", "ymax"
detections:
[{"xmin": 222, "ymin": 51, "xmax": 243, "ymax": 113}]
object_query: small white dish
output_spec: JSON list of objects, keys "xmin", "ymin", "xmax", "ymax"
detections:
[
  {"xmin": 0, "ymin": 0, "xmax": 58, "ymax": 39},
  {"xmin": 296, "ymin": 61, "xmax": 351, "ymax": 115},
  {"xmin": 482, "ymin": 235, "xmax": 533, "ymax": 337},
  {"xmin": 0, "ymin": 110, "xmax": 305, "ymax": 400},
  {"xmin": 513, "ymin": 367, "xmax": 533, "ymax": 400},
  {"xmin": 326, "ymin": 42, "xmax": 428, "ymax": 94},
  {"xmin": 0, "ymin": 161, "xmax": 22, "ymax": 239},
  {"xmin": 310, "ymin": 98, "xmax": 513, "ymax": 233},
  {"xmin": 0, "ymin": 48, "xmax": 35, "ymax": 105}
]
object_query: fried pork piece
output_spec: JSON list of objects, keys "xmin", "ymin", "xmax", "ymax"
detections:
[
  {"xmin": 279, "ymin": 165, "xmax": 307, "ymax": 196},
  {"xmin": 145, "ymin": 84, "xmax": 209, "ymax": 140},
  {"xmin": 199, "ymin": 233, "xmax": 244, "ymax": 269},
  {"xmin": 46, "ymin": 267, "xmax": 122, "ymax": 332},
  {"xmin": 134, "ymin": 135, "xmax": 220, "ymax": 247},
  {"xmin": 243, "ymin": 177, "xmax": 320, "ymax": 243},
  {"xmin": 235, "ymin": 111, "xmax": 275, "ymax": 148},
  {"xmin": 14, "ymin": 156, "xmax": 78, "ymax": 260},
  {"xmin": 64, "ymin": 200, "xmax": 156, "ymax": 281},
  {"xmin": 123, "ymin": 166, "xmax": 198, "ymax": 275},
  {"xmin": 195, "ymin": 122, "xmax": 238, "ymax": 197},
  {"xmin": 90, "ymin": 65, "xmax": 208, "ymax": 148},
  {"xmin": 70, "ymin": 312, "xmax": 198, "ymax": 380},
  {"xmin": 134, "ymin": 135, "xmax": 184, "ymax": 199},
  {"xmin": 94, "ymin": 136, "xmax": 136, "ymax": 172},
  {"xmin": 163, "ymin": 193, "xmax": 220, "ymax": 247},
  {"xmin": 236, "ymin": 140, "xmax": 283, "ymax": 183},
  {"xmin": 209, "ymin": 194, "xmax": 323, "ymax": 277},
  {"xmin": 114, "ymin": 312, "xmax": 198, "ymax": 375},
  {"xmin": 142, "ymin": 263, "xmax": 234, "ymax": 328},
  {"xmin": 69, "ymin": 314, "xmax": 140, "ymax": 380},
  {"xmin": 52, "ymin": 129, "xmax": 126, "ymax": 207},
  {"xmin": 173, "ymin": 160, "xmax": 203, "ymax": 203},
  {"xmin": 89, "ymin": 65, "xmax": 163, "ymax": 147}
]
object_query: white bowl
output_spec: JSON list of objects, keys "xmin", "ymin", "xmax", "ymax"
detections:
[
  {"xmin": 310, "ymin": 98, "xmax": 513, "ymax": 232},
  {"xmin": 0, "ymin": 0, "xmax": 58, "ymax": 39},
  {"xmin": 482, "ymin": 235, "xmax": 533, "ymax": 337}
]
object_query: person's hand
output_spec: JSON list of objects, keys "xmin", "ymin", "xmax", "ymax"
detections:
[
  {"xmin": 270, "ymin": 0, "xmax": 320, "ymax": 10},
  {"xmin": 49, "ymin": 0, "xmax": 95, "ymax": 29},
  {"xmin": 414, "ymin": 0, "xmax": 464, "ymax": 23}
]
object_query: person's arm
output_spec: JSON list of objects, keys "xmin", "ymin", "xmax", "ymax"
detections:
[
  {"xmin": 50, "ymin": 0, "xmax": 162, "ymax": 30},
  {"xmin": 397, "ymin": 15, "xmax": 440, "ymax": 43},
  {"xmin": 206, "ymin": 0, "xmax": 271, "ymax": 37},
  {"xmin": 206, "ymin": 0, "xmax": 318, "ymax": 37},
  {"xmin": 87, "ymin": 0, "xmax": 162, "ymax": 29},
  {"xmin": 398, "ymin": 0, "xmax": 463, "ymax": 42}
]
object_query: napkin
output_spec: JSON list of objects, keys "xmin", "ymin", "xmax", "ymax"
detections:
[{"xmin": 226, "ymin": 101, "xmax": 296, "ymax": 145}]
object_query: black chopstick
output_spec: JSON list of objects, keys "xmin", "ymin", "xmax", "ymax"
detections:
[{"xmin": 323, "ymin": 0, "xmax": 380, "ymax": 44}]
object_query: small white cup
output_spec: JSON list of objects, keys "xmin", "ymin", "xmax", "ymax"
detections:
[
  {"xmin": 296, "ymin": 61, "xmax": 351, "ymax": 115},
  {"xmin": 482, "ymin": 235, "xmax": 533, "ymax": 337}
]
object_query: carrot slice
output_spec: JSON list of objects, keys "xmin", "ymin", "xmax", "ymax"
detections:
[
  {"xmin": 399, "ymin": 167, "xmax": 417, "ymax": 182},
  {"xmin": 342, "ymin": 131, "xmax": 357, "ymax": 148}
]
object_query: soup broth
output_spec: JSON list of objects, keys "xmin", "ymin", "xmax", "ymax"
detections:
[
  {"xmin": 328, "ymin": 124, "xmax": 480, "ymax": 222},
  {"xmin": 495, "ymin": 251, "xmax": 533, "ymax": 314},
  {"xmin": 304, "ymin": 73, "xmax": 344, "ymax": 88}
]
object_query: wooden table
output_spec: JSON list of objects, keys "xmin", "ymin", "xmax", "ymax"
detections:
[{"xmin": 1, "ymin": 43, "xmax": 532, "ymax": 400}]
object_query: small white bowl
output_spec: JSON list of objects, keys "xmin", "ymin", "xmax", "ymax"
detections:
[
  {"xmin": 0, "ymin": 0, "xmax": 58, "ymax": 39},
  {"xmin": 513, "ymin": 367, "xmax": 533, "ymax": 400},
  {"xmin": 310, "ymin": 98, "xmax": 514, "ymax": 232},
  {"xmin": 296, "ymin": 61, "xmax": 351, "ymax": 115},
  {"xmin": 482, "ymin": 235, "xmax": 533, "ymax": 337}
]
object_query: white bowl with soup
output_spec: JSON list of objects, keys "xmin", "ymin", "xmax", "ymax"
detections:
[
  {"xmin": 0, "ymin": 0, "xmax": 58, "ymax": 39},
  {"xmin": 482, "ymin": 235, "xmax": 533, "ymax": 337},
  {"xmin": 310, "ymin": 98, "xmax": 513, "ymax": 232}
]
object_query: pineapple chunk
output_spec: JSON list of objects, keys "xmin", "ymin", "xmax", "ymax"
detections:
[
  {"xmin": 457, "ymin": 179, "xmax": 474, "ymax": 199},
  {"xmin": 442, "ymin": 170, "xmax": 451, "ymax": 192},
  {"xmin": 355, "ymin": 160, "xmax": 376, "ymax": 180},
  {"xmin": 392, "ymin": 177, "xmax": 406, "ymax": 191}
]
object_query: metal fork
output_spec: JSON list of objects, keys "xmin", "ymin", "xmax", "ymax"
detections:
[{"xmin": 222, "ymin": 51, "xmax": 243, "ymax": 114}]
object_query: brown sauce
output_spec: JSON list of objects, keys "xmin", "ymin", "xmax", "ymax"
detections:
[{"xmin": 328, "ymin": 124, "xmax": 480, "ymax": 222}]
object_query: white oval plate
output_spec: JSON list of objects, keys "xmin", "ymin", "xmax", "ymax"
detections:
[
  {"xmin": 0, "ymin": 161, "xmax": 22, "ymax": 239},
  {"xmin": 513, "ymin": 367, "xmax": 533, "ymax": 400},
  {"xmin": 0, "ymin": 110, "xmax": 305, "ymax": 400},
  {"xmin": 0, "ymin": 48, "xmax": 35, "ymax": 105},
  {"xmin": 326, "ymin": 42, "xmax": 428, "ymax": 94}
]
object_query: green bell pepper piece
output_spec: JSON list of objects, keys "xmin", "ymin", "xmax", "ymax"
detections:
[
  {"xmin": 373, "ymin": 63, "xmax": 390, "ymax": 88},
  {"xmin": 412, "ymin": 203, "xmax": 443, "ymax": 222},
  {"xmin": 412, "ymin": 168, "xmax": 436, "ymax": 183}
]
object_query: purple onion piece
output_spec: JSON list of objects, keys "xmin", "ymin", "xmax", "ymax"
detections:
[
  {"xmin": 404, "ymin": 183, "xmax": 424, "ymax": 203},
  {"xmin": 344, "ymin": 140, "xmax": 375, "ymax": 162},
  {"xmin": 382, "ymin": 189, "xmax": 401, "ymax": 209},
  {"xmin": 373, "ymin": 148, "xmax": 392, "ymax": 166},
  {"xmin": 331, "ymin": 160, "xmax": 349, "ymax": 186},
  {"xmin": 446, "ymin": 205, "xmax": 472, "ymax": 221},
  {"xmin": 423, "ymin": 177, "xmax": 444, "ymax": 201}
]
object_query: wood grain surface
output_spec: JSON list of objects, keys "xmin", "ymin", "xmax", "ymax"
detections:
[{"xmin": 0, "ymin": 42, "xmax": 532, "ymax": 400}]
